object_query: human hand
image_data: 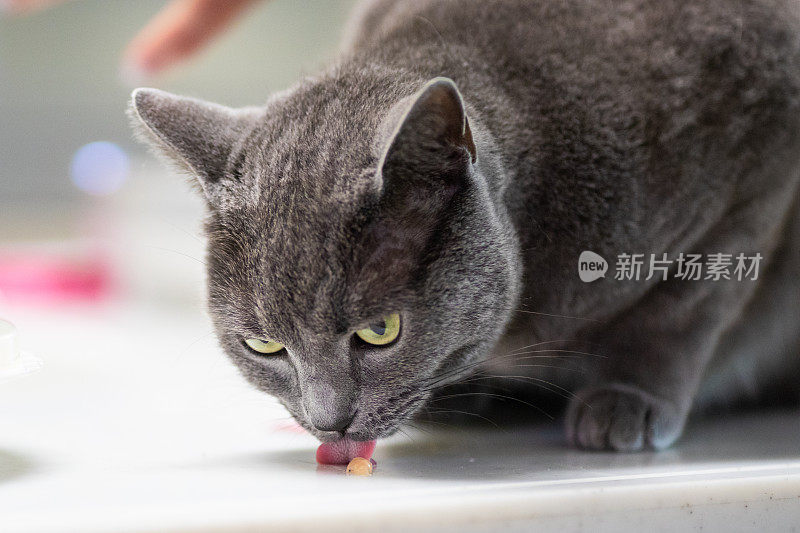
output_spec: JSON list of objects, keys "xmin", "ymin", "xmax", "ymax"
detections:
[{"xmin": 3, "ymin": 0, "xmax": 264, "ymax": 80}]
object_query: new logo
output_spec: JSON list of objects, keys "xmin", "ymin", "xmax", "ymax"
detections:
[{"xmin": 578, "ymin": 251, "xmax": 608, "ymax": 282}]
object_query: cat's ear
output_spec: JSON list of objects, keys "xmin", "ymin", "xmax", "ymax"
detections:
[
  {"xmin": 128, "ymin": 88, "xmax": 260, "ymax": 206},
  {"xmin": 354, "ymin": 80, "xmax": 478, "ymax": 296},
  {"xmin": 377, "ymin": 77, "xmax": 477, "ymax": 184}
]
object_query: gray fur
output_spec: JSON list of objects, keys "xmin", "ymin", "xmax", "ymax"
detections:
[{"xmin": 129, "ymin": 0, "xmax": 800, "ymax": 451}]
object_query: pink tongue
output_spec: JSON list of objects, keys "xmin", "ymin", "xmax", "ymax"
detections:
[{"xmin": 316, "ymin": 438, "xmax": 377, "ymax": 465}]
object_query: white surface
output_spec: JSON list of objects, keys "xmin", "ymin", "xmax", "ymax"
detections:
[
  {"xmin": 0, "ymin": 351, "xmax": 42, "ymax": 385},
  {"xmin": 0, "ymin": 318, "xmax": 20, "ymax": 367},
  {"xmin": 0, "ymin": 318, "xmax": 42, "ymax": 384},
  {"xmin": 1, "ymin": 302, "xmax": 799, "ymax": 533}
]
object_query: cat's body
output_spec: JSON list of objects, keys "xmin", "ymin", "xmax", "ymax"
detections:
[{"xmin": 131, "ymin": 0, "xmax": 800, "ymax": 451}]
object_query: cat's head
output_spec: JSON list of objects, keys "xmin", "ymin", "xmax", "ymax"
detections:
[{"xmin": 129, "ymin": 75, "xmax": 520, "ymax": 441}]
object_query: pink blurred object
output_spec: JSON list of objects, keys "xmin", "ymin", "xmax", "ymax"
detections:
[{"xmin": 0, "ymin": 245, "xmax": 115, "ymax": 305}]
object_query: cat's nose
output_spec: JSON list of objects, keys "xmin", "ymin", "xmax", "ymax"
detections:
[
  {"xmin": 302, "ymin": 379, "xmax": 357, "ymax": 432},
  {"xmin": 298, "ymin": 357, "xmax": 358, "ymax": 433},
  {"xmin": 309, "ymin": 411, "xmax": 355, "ymax": 433}
]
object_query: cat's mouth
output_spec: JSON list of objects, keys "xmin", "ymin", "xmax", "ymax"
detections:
[{"xmin": 316, "ymin": 438, "xmax": 377, "ymax": 465}]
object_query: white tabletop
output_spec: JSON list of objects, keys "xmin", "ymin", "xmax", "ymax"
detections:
[{"xmin": 1, "ymin": 302, "xmax": 799, "ymax": 533}]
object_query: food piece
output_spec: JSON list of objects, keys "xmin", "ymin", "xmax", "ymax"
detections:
[
  {"xmin": 345, "ymin": 457, "xmax": 373, "ymax": 476},
  {"xmin": 316, "ymin": 438, "xmax": 376, "ymax": 465}
]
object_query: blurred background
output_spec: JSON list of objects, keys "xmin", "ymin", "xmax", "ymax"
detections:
[
  {"xmin": 0, "ymin": 5, "xmax": 362, "ymax": 521},
  {"xmin": 0, "ymin": 0, "xmax": 355, "ymax": 307}
]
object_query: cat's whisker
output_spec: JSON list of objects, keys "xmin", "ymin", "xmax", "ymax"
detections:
[
  {"xmin": 468, "ymin": 361, "xmax": 586, "ymax": 380},
  {"xmin": 435, "ymin": 342, "xmax": 603, "ymax": 379},
  {"xmin": 421, "ymin": 407, "xmax": 502, "ymax": 428},
  {"xmin": 505, "ymin": 338, "xmax": 577, "ymax": 354},
  {"xmin": 483, "ymin": 346, "xmax": 605, "ymax": 367},
  {"xmin": 428, "ymin": 391, "xmax": 554, "ymax": 420},
  {"xmin": 465, "ymin": 303, "xmax": 602, "ymax": 323},
  {"xmin": 465, "ymin": 373, "xmax": 583, "ymax": 403},
  {"xmin": 396, "ymin": 426, "xmax": 418, "ymax": 444},
  {"xmin": 157, "ymin": 215, "xmax": 204, "ymax": 243},
  {"xmin": 402, "ymin": 420, "xmax": 438, "ymax": 436},
  {"xmin": 175, "ymin": 331, "xmax": 217, "ymax": 361},
  {"xmin": 505, "ymin": 338, "xmax": 600, "ymax": 355},
  {"xmin": 437, "ymin": 379, "xmax": 519, "ymax": 396},
  {"xmin": 412, "ymin": 418, "xmax": 460, "ymax": 431},
  {"xmin": 418, "ymin": 366, "xmax": 479, "ymax": 391},
  {"xmin": 505, "ymin": 363, "xmax": 584, "ymax": 371},
  {"xmin": 472, "ymin": 380, "xmax": 521, "ymax": 395},
  {"xmin": 456, "ymin": 374, "xmax": 575, "ymax": 401},
  {"xmin": 500, "ymin": 363, "xmax": 587, "ymax": 374},
  {"xmin": 417, "ymin": 358, "xmax": 524, "ymax": 392},
  {"xmin": 418, "ymin": 355, "xmax": 585, "ymax": 411},
  {"xmin": 415, "ymin": 343, "xmax": 602, "ymax": 393},
  {"xmin": 145, "ymin": 244, "xmax": 208, "ymax": 266},
  {"xmin": 507, "ymin": 308, "xmax": 601, "ymax": 322},
  {"xmin": 512, "ymin": 349, "xmax": 607, "ymax": 359}
]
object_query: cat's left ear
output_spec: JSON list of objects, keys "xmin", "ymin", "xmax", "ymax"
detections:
[
  {"xmin": 377, "ymin": 77, "xmax": 477, "ymax": 184},
  {"xmin": 129, "ymin": 88, "xmax": 260, "ymax": 206}
]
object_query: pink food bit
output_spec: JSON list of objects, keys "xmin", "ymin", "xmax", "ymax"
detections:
[{"xmin": 316, "ymin": 438, "xmax": 376, "ymax": 465}]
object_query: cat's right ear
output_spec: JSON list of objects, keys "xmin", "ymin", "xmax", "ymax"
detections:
[
  {"xmin": 376, "ymin": 77, "xmax": 477, "ymax": 188},
  {"xmin": 128, "ymin": 88, "xmax": 260, "ymax": 207}
]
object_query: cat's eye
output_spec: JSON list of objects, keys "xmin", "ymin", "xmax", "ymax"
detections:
[
  {"xmin": 244, "ymin": 338, "xmax": 285, "ymax": 354},
  {"xmin": 355, "ymin": 313, "xmax": 401, "ymax": 346}
]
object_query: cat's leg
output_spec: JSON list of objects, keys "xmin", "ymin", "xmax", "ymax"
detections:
[
  {"xmin": 567, "ymin": 275, "xmax": 758, "ymax": 452},
  {"xmin": 566, "ymin": 183, "xmax": 800, "ymax": 452},
  {"xmin": 696, "ymin": 191, "xmax": 800, "ymax": 410}
]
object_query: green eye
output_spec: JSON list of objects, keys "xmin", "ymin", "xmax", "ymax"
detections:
[
  {"xmin": 355, "ymin": 313, "xmax": 401, "ymax": 346},
  {"xmin": 244, "ymin": 338, "xmax": 285, "ymax": 354}
]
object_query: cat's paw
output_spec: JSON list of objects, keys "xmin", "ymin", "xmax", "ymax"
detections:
[{"xmin": 565, "ymin": 384, "xmax": 685, "ymax": 452}]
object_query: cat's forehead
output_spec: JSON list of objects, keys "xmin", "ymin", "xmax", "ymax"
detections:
[
  {"xmin": 239, "ymin": 97, "xmax": 382, "ymax": 257},
  {"xmin": 208, "ymin": 77, "xmax": 421, "ymax": 338},
  {"xmin": 213, "ymin": 111, "xmax": 386, "ymax": 337},
  {"xmin": 247, "ymin": 85, "xmax": 385, "ymax": 212},
  {"xmin": 209, "ymin": 208, "xmax": 358, "ymax": 340}
]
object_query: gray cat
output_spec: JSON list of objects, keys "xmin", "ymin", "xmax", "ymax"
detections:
[{"xmin": 129, "ymin": 0, "xmax": 800, "ymax": 452}]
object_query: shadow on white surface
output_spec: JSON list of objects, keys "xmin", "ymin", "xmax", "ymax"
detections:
[
  {"xmin": 216, "ymin": 411, "xmax": 800, "ymax": 482},
  {"xmin": 0, "ymin": 449, "xmax": 36, "ymax": 484}
]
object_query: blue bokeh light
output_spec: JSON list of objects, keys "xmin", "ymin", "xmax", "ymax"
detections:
[{"xmin": 70, "ymin": 142, "xmax": 130, "ymax": 196}]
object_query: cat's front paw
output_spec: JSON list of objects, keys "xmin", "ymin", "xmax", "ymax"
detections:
[{"xmin": 566, "ymin": 384, "xmax": 685, "ymax": 452}]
